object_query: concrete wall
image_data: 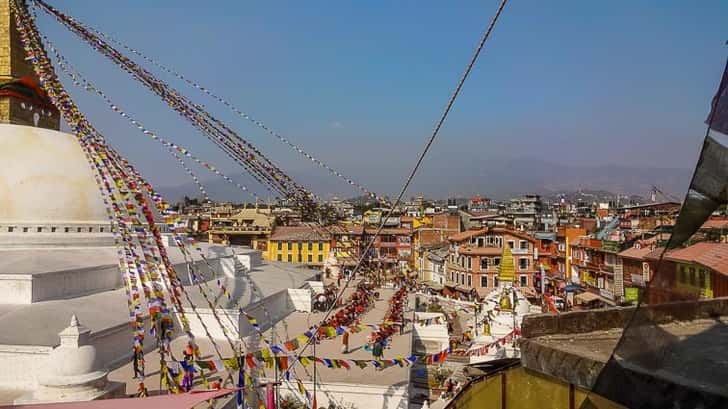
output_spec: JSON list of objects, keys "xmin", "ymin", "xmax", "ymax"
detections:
[
  {"xmin": 0, "ymin": 345, "xmax": 53, "ymax": 389},
  {"xmin": 0, "ymin": 231, "xmax": 114, "ymax": 248},
  {"xmin": 281, "ymin": 380, "xmax": 409, "ymax": 409},
  {"xmin": 32, "ymin": 265, "xmax": 121, "ymax": 303},
  {"xmin": 239, "ymin": 290, "xmax": 294, "ymax": 338},
  {"xmin": 184, "ymin": 308, "xmax": 240, "ymax": 342},
  {"xmin": 412, "ymin": 312, "xmax": 449, "ymax": 354},
  {"xmin": 0, "ymin": 264, "xmax": 121, "ymax": 304},
  {"xmin": 289, "ymin": 288, "xmax": 312, "ymax": 312},
  {"xmin": 521, "ymin": 296, "xmax": 728, "ymax": 338},
  {"xmin": 0, "ymin": 274, "xmax": 32, "ymax": 303},
  {"xmin": 183, "ymin": 290, "xmax": 297, "ymax": 342}
]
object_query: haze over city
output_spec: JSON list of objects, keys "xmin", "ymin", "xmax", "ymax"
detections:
[
  {"xmin": 38, "ymin": 1, "xmax": 727, "ymax": 199},
  {"xmin": 2, "ymin": 1, "xmax": 728, "ymax": 408}
]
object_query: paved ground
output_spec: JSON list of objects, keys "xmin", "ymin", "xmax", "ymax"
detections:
[{"xmin": 108, "ymin": 283, "xmax": 414, "ymax": 396}]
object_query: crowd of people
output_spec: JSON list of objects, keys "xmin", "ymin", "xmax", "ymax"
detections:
[
  {"xmin": 366, "ymin": 286, "xmax": 408, "ymax": 362},
  {"xmin": 317, "ymin": 281, "xmax": 375, "ymax": 344}
]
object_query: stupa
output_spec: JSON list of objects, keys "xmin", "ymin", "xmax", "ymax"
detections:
[{"xmin": 0, "ymin": 2, "xmax": 320, "ymax": 402}]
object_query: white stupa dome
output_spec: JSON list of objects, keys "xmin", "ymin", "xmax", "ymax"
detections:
[{"xmin": 0, "ymin": 124, "xmax": 112, "ymax": 247}]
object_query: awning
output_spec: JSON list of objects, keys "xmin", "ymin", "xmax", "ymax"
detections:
[{"xmin": 575, "ymin": 292, "xmax": 601, "ymax": 303}]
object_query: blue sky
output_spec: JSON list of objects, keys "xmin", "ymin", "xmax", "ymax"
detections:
[{"xmin": 35, "ymin": 1, "xmax": 728, "ymax": 199}]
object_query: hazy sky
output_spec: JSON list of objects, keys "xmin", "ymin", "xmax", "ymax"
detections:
[{"xmin": 35, "ymin": 1, "xmax": 728, "ymax": 200}]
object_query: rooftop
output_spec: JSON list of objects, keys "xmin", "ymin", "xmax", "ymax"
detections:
[
  {"xmin": 519, "ymin": 297, "xmax": 728, "ymax": 408},
  {"xmin": 663, "ymin": 242, "xmax": 728, "ymax": 275},
  {"xmin": 269, "ymin": 225, "xmax": 332, "ymax": 241},
  {"xmin": 618, "ymin": 245, "xmax": 656, "ymax": 260}
]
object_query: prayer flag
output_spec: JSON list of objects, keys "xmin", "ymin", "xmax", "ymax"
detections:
[{"xmin": 707, "ymin": 58, "xmax": 728, "ymax": 135}]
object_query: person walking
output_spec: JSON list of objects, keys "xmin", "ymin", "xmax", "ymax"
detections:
[
  {"xmin": 342, "ymin": 329, "xmax": 350, "ymax": 354},
  {"xmin": 372, "ymin": 338, "xmax": 383, "ymax": 363}
]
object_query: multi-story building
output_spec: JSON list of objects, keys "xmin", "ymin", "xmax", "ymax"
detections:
[
  {"xmin": 617, "ymin": 238, "xmax": 660, "ymax": 303},
  {"xmin": 618, "ymin": 202, "xmax": 680, "ymax": 232},
  {"xmin": 266, "ymin": 225, "xmax": 331, "ymax": 266},
  {"xmin": 425, "ymin": 246, "xmax": 448, "ymax": 286},
  {"xmin": 365, "ymin": 226, "xmax": 413, "ymax": 272},
  {"xmin": 446, "ymin": 227, "xmax": 538, "ymax": 297},
  {"xmin": 505, "ymin": 194, "xmax": 543, "ymax": 230},
  {"xmin": 467, "ymin": 195, "xmax": 492, "ymax": 213},
  {"xmin": 569, "ymin": 237, "xmax": 621, "ymax": 306},
  {"xmin": 554, "ymin": 226, "xmax": 586, "ymax": 282},
  {"xmin": 412, "ymin": 212, "xmax": 461, "ymax": 278},
  {"xmin": 533, "ymin": 232, "xmax": 558, "ymax": 289},
  {"xmin": 207, "ymin": 208, "xmax": 275, "ymax": 248}
]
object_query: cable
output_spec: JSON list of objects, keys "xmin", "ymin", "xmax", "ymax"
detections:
[
  {"xmin": 283, "ymin": 0, "xmax": 510, "ymax": 381},
  {"xmin": 85, "ymin": 26, "xmax": 384, "ymax": 203}
]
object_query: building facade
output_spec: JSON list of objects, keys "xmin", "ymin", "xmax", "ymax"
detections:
[
  {"xmin": 266, "ymin": 225, "xmax": 331, "ymax": 266},
  {"xmin": 446, "ymin": 227, "xmax": 538, "ymax": 297}
]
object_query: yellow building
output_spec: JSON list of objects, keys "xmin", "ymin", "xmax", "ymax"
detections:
[{"xmin": 266, "ymin": 225, "xmax": 331, "ymax": 266}]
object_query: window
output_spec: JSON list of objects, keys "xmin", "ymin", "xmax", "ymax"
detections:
[
  {"xmin": 308, "ymin": 254, "xmax": 313, "ymax": 263},
  {"xmin": 7, "ymin": 227, "xmax": 13, "ymax": 233},
  {"xmin": 77, "ymin": 227, "xmax": 82, "ymax": 233},
  {"xmin": 100, "ymin": 227, "xmax": 104, "ymax": 233},
  {"xmin": 23, "ymin": 227, "xmax": 29, "ymax": 233},
  {"xmin": 481, "ymin": 276, "xmax": 488, "ymax": 288},
  {"xmin": 520, "ymin": 275, "xmax": 528, "ymax": 287},
  {"xmin": 298, "ymin": 254, "xmax": 302, "ymax": 263},
  {"xmin": 51, "ymin": 227, "xmax": 56, "ymax": 233},
  {"xmin": 308, "ymin": 242, "xmax": 313, "ymax": 251},
  {"xmin": 519, "ymin": 258, "xmax": 528, "ymax": 270},
  {"xmin": 679, "ymin": 266, "xmax": 687, "ymax": 283},
  {"xmin": 319, "ymin": 242, "xmax": 324, "ymax": 251},
  {"xmin": 689, "ymin": 267, "xmax": 696, "ymax": 286},
  {"xmin": 37, "ymin": 227, "xmax": 42, "ymax": 233},
  {"xmin": 278, "ymin": 242, "xmax": 283, "ymax": 251},
  {"xmin": 519, "ymin": 240, "xmax": 528, "ymax": 250},
  {"xmin": 481, "ymin": 258, "xmax": 489, "ymax": 270},
  {"xmin": 467, "ymin": 257, "xmax": 472, "ymax": 270},
  {"xmin": 89, "ymin": 227, "xmax": 93, "ymax": 233},
  {"xmin": 477, "ymin": 237, "xmax": 484, "ymax": 247},
  {"xmin": 508, "ymin": 240, "xmax": 515, "ymax": 249},
  {"xmin": 277, "ymin": 254, "xmax": 282, "ymax": 262},
  {"xmin": 494, "ymin": 257, "xmax": 501, "ymax": 266},
  {"xmin": 318, "ymin": 254, "xmax": 323, "ymax": 263},
  {"xmin": 699, "ymin": 270, "xmax": 706, "ymax": 288},
  {"xmin": 287, "ymin": 241, "xmax": 292, "ymax": 251},
  {"xmin": 494, "ymin": 276, "xmax": 499, "ymax": 288},
  {"xmin": 287, "ymin": 254, "xmax": 292, "ymax": 262},
  {"xmin": 461, "ymin": 273, "xmax": 465, "ymax": 285},
  {"xmin": 467, "ymin": 275, "xmax": 472, "ymax": 287},
  {"xmin": 64, "ymin": 227, "xmax": 69, "ymax": 233}
]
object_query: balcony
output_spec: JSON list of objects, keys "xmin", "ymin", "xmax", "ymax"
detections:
[
  {"xmin": 377, "ymin": 241, "xmax": 398, "ymax": 248},
  {"xmin": 601, "ymin": 240, "xmax": 621, "ymax": 253},
  {"xmin": 511, "ymin": 248, "xmax": 530, "ymax": 255}
]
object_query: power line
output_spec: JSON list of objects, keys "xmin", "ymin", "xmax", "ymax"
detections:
[{"xmin": 282, "ymin": 0, "xmax": 510, "ymax": 385}]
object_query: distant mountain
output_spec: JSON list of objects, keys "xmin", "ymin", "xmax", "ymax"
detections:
[
  {"xmin": 491, "ymin": 158, "xmax": 691, "ymax": 200},
  {"xmin": 157, "ymin": 157, "xmax": 692, "ymax": 203}
]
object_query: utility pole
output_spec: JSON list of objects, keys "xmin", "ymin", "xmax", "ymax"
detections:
[{"xmin": 313, "ymin": 333, "xmax": 317, "ymax": 408}]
